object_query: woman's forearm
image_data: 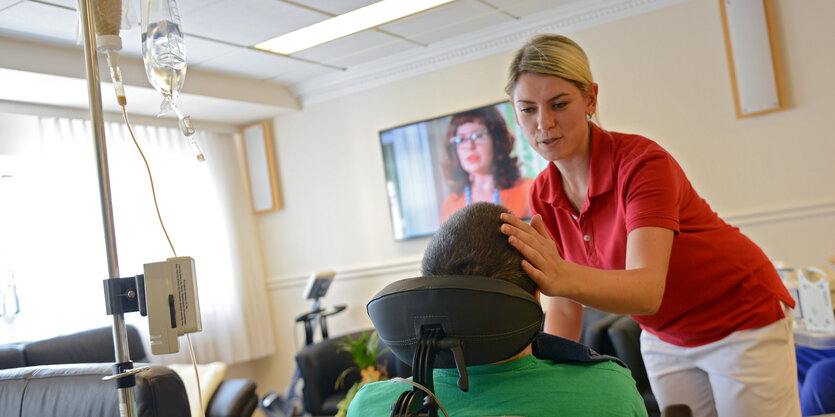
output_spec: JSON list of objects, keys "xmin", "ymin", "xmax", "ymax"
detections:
[
  {"xmin": 559, "ymin": 261, "xmax": 665, "ymax": 315},
  {"xmin": 560, "ymin": 226, "xmax": 673, "ymax": 315}
]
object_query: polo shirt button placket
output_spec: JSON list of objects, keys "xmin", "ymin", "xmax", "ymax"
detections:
[{"xmin": 583, "ymin": 232, "xmax": 594, "ymax": 261}]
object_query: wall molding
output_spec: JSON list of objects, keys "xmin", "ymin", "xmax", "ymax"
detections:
[
  {"xmin": 266, "ymin": 200, "xmax": 835, "ymax": 291},
  {"xmin": 722, "ymin": 199, "xmax": 835, "ymax": 227},
  {"xmin": 0, "ymin": 99, "xmax": 241, "ymax": 134},
  {"xmin": 267, "ymin": 255, "xmax": 423, "ymax": 291}
]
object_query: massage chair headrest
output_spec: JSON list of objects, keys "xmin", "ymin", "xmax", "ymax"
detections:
[{"xmin": 367, "ymin": 275, "xmax": 543, "ymax": 369}]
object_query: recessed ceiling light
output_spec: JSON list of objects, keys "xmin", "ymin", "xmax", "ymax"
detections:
[{"xmin": 254, "ymin": 0, "xmax": 454, "ymax": 55}]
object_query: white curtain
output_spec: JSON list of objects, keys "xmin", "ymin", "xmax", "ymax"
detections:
[{"xmin": 1, "ymin": 116, "xmax": 274, "ymax": 364}]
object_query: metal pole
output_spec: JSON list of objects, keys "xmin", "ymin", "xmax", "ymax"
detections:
[{"xmin": 76, "ymin": 1, "xmax": 136, "ymax": 416}]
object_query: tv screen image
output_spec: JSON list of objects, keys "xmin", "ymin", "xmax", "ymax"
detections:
[{"xmin": 380, "ymin": 101, "xmax": 548, "ymax": 240}]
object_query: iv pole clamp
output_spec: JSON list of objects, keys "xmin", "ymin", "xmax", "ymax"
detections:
[{"xmin": 77, "ymin": 0, "xmax": 141, "ymax": 415}]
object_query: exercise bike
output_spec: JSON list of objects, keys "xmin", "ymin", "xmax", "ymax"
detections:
[{"xmin": 261, "ymin": 271, "xmax": 346, "ymax": 417}]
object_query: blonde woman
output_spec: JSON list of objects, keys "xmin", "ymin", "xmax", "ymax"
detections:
[{"xmin": 501, "ymin": 34, "xmax": 799, "ymax": 417}]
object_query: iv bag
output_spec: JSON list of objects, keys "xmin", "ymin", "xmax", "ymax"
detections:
[
  {"xmin": 141, "ymin": 0, "xmax": 186, "ymax": 112},
  {"xmin": 139, "ymin": 0, "xmax": 205, "ymax": 161}
]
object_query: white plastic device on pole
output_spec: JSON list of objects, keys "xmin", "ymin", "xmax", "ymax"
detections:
[{"xmin": 144, "ymin": 256, "xmax": 203, "ymax": 354}]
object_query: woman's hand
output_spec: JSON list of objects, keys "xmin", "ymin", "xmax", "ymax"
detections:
[
  {"xmin": 502, "ymin": 213, "xmax": 673, "ymax": 315},
  {"xmin": 500, "ymin": 212, "xmax": 572, "ymax": 298}
]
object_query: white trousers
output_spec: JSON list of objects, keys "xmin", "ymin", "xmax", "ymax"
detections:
[{"xmin": 640, "ymin": 308, "xmax": 801, "ymax": 417}]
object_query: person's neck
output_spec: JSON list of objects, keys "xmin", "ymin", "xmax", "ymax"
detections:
[
  {"xmin": 493, "ymin": 344, "xmax": 532, "ymax": 364},
  {"xmin": 554, "ymin": 128, "xmax": 592, "ymax": 212},
  {"xmin": 469, "ymin": 173, "xmax": 494, "ymax": 191}
]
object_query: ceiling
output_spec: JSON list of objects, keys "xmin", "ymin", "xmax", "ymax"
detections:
[{"xmin": 0, "ymin": 0, "xmax": 682, "ymax": 125}]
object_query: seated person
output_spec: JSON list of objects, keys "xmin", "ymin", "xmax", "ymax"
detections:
[{"xmin": 348, "ymin": 202, "xmax": 647, "ymax": 417}]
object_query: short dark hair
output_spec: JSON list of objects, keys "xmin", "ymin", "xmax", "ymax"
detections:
[
  {"xmin": 421, "ymin": 202, "xmax": 537, "ymax": 295},
  {"xmin": 442, "ymin": 106, "xmax": 521, "ymax": 195}
]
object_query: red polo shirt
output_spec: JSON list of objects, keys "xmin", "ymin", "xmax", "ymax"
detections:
[{"xmin": 530, "ymin": 123, "xmax": 794, "ymax": 347}]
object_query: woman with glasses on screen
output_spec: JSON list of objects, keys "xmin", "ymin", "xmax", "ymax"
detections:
[
  {"xmin": 440, "ymin": 106, "xmax": 534, "ymax": 222},
  {"xmin": 499, "ymin": 34, "xmax": 800, "ymax": 416}
]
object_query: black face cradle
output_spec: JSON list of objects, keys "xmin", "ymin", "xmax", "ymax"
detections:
[{"xmin": 367, "ymin": 275, "xmax": 543, "ymax": 417}]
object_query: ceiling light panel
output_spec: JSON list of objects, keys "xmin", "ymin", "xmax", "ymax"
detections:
[
  {"xmin": 379, "ymin": 0, "xmax": 508, "ymax": 45},
  {"xmin": 291, "ymin": 28, "xmax": 418, "ymax": 68},
  {"xmin": 255, "ymin": 0, "xmax": 454, "ymax": 55}
]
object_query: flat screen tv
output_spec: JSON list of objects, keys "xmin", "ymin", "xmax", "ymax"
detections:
[{"xmin": 380, "ymin": 101, "xmax": 548, "ymax": 240}]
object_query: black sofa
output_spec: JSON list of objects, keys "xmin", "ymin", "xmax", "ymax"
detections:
[{"xmin": 0, "ymin": 325, "xmax": 257, "ymax": 417}]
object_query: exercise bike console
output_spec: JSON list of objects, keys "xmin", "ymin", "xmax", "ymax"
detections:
[{"xmin": 303, "ymin": 270, "xmax": 335, "ymax": 300}]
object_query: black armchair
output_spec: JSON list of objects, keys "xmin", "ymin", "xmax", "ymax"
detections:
[
  {"xmin": 0, "ymin": 326, "xmax": 257, "ymax": 417},
  {"xmin": 580, "ymin": 310, "xmax": 660, "ymax": 417},
  {"xmin": 294, "ymin": 329, "xmax": 411, "ymax": 416},
  {"xmin": 608, "ymin": 315, "xmax": 659, "ymax": 414},
  {"xmin": 580, "ymin": 308, "xmax": 622, "ymax": 357},
  {"xmin": 0, "ymin": 363, "xmax": 191, "ymax": 417}
]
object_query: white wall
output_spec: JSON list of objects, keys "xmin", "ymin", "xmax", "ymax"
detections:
[{"xmin": 230, "ymin": 0, "xmax": 835, "ymax": 399}]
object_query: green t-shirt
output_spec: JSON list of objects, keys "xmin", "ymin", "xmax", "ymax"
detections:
[{"xmin": 347, "ymin": 354, "xmax": 647, "ymax": 417}]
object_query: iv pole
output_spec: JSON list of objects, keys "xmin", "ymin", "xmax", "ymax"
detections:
[{"xmin": 76, "ymin": 0, "xmax": 138, "ymax": 416}]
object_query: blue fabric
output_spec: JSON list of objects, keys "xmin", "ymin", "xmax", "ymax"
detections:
[
  {"xmin": 800, "ymin": 357, "xmax": 835, "ymax": 416},
  {"xmin": 796, "ymin": 346, "xmax": 835, "ymax": 416},
  {"xmin": 796, "ymin": 346, "xmax": 835, "ymax": 387}
]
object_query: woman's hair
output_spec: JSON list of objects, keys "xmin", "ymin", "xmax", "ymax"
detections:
[
  {"xmin": 442, "ymin": 105, "xmax": 521, "ymax": 195},
  {"xmin": 505, "ymin": 34, "xmax": 594, "ymax": 98}
]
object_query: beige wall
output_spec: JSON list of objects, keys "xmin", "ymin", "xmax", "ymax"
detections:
[{"xmin": 236, "ymin": 0, "xmax": 835, "ymax": 405}]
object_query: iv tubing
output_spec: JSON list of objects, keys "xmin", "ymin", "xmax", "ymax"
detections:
[
  {"xmin": 120, "ymin": 105, "xmax": 206, "ymax": 417},
  {"xmin": 105, "ymin": 49, "xmax": 127, "ymax": 106},
  {"xmin": 120, "ymin": 106, "xmax": 176, "ymax": 257}
]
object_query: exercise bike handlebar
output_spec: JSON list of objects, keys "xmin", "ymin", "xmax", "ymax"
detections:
[
  {"xmin": 294, "ymin": 307, "xmax": 325, "ymax": 323},
  {"xmin": 321, "ymin": 304, "xmax": 347, "ymax": 317}
]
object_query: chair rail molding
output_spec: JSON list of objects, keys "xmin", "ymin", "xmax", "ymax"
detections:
[
  {"xmin": 721, "ymin": 198, "xmax": 835, "ymax": 227},
  {"xmin": 267, "ymin": 255, "xmax": 423, "ymax": 291},
  {"xmin": 265, "ymin": 200, "xmax": 835, "ymax": 292}
]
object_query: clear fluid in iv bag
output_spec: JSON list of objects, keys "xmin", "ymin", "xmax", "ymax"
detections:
[{"xmin": 141, "ymin": 20, "xmax": 186, "ymax": 103}]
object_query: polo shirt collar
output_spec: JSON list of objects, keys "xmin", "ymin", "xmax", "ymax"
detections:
[
  {"xmin": 587, "ymin": 122, "xmax": 614, "ymax": 198},
  {"xmin": 538, "ymin": 122, "xmax": 614, "ymax": 206}
]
